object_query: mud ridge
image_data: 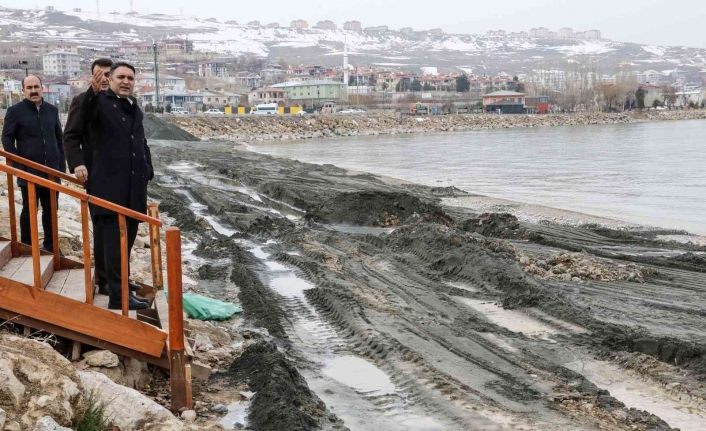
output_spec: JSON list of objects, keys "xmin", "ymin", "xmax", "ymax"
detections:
[{"xmin": 214, "ymin": 341, "xmax": 347, "ymax": 431}]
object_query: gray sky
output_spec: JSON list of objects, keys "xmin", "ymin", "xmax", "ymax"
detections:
[{"xmin": 14, "ymin": 0, "xmax": 706, "ymax": 48}]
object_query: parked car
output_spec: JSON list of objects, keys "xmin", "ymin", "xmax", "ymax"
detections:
[
  {"xmin": 338, "ymin": 108, "xmax": 366, "ymax": 114},
  {"xmin": 204, "ymin": 108, "xmax": 224, "ymax": 115},
  {"xmin": 171, "ymin": 106, "xmax": 188, "ymax": 115}
]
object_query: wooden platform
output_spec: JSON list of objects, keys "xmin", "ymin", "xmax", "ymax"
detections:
[{"xmin": 0, "ymin": 240, "xmax": 169, "ymax": 359}]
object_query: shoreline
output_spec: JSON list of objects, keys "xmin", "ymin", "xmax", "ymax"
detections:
[
  {"xmin": 160, "ymin": 109, "xmax": 706, "ymax": 143},
  {"xmin": 238, "ymin": 144, "xmax": 706, "ymax": 245}
]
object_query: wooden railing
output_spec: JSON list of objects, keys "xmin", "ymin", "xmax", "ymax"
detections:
[{"xmin": 0, "ymin": 150, "xmax": 191, "ymax": 410}]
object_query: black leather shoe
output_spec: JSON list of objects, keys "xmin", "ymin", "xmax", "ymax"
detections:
[
  {"xmin": 98, "ymin": 283, "xmax": 140, "ymax": 295},
  {"xmin": 108, "ymin": 296, "xmax": 150, "ymax": 310}
]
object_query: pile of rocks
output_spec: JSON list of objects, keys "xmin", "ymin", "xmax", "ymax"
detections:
[
  {"xmin": 519, "ymin": 251, "xmax": 647, "ymax": 283},
  {"xmin": 163, "ymin": 110, "xmax": 706, "ymax": 143},
  {"xmin": 0, "ymin": 332, "xmax": 190, "ymax": 431}
]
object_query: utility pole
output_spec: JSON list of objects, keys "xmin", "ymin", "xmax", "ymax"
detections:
[
  {"xmin": 153, "ymin": 42, "xmax": 161, "ymax": 112},
  {"xmin": 18, "ymin": 60, "xmax": 28, "ymax": 77}
]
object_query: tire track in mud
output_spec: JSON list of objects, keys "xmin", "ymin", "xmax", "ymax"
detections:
[
  {"xmin": 149, "ymin": 142, "xmax": 706, "ymax": 430},
  {"xmin": 157, "ymin": 160, "xmax": 464, "ymax": 430}
]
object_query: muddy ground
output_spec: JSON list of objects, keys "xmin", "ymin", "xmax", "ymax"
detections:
[{"xmin": 148, "ymin": 137, "xmax": 706, "ymax": 431}]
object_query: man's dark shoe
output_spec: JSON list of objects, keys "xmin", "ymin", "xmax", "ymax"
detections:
[
  {"xmin": 108, "ymin": 295, "xmax": 150, "ymax": 310},
  {"xmin": 98, "ymin": 282, "xmax": 140, "ymax": 295}
]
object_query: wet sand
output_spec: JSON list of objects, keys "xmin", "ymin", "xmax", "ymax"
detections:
[{"xmin": 149, "ymin": 138, "xmax": 706, "ymax": 430}]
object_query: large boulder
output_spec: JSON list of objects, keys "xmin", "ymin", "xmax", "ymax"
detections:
[
  {"xmin": 78, "ymin": 370, "xmax": 184, "ymax": 431},
  {"xmin": 0, "ymin": 334, "xmax": 84, "ymax": 429}
]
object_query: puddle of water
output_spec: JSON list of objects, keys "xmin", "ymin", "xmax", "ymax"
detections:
[
  {"xmin": 454, "ymin": 297, "xmax": 558, "ymax": 340},
  {"xmin": 446, "ymin": 281, "xmax": 481, "ymax": 293},
  {"xmin": 219, "ymin": 400, "xmax": 249, "ymax": 429},
  {"xmin": 269, "ymin": 274, "xmax": 315, "ymax": 298},
  {"xmin": 566, "ymin": 359, "xmax": 706, "ymax": 431},
  {"xmin": 322, "ymin": 355, "xmax": 397, "ymax": 396},
  {"xmin": 327, "ymin": 224, "xmax": 396, "ymax": 236}
]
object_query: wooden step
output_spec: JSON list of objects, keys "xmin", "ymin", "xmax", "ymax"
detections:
[
  {"xmin": 0, "ymin": 241, "xmax": 11, "ymax": 269},
  {"xmin": 0, "ymin": 277, "xmax": 167, "ymax": 357},
  {"xmin": 0, "ymin": 254, "xmax": 54, "ymax": 288},
  {"xmin": 46, "ymin": 268, "xmax": 88, "ymax": 302}
]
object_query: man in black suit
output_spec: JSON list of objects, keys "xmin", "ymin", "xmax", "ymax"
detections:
[
  {"xmin": 1, "ymin": 74, "xmax": 65, "ymax": 252},
  {"xmin": 64, "ymin": 58, "xmax": 113, "ymax": 294},
  {"xmin": 80, "ymin": 62, "xmax": 153, "ymax": 310}
]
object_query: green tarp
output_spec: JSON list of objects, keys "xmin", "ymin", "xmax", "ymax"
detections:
[{"xmin": 182, "ymin": 293, "xmax": 242, "ymax": 321}]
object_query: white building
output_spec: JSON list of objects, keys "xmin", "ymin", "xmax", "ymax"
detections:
[
  {"xmin": 136, "ymin": 73, "xmax": 186, "ymax": 92},
  {"xmin": 42, "ymin": 51, "xmax": 81, "ymax": 78}
]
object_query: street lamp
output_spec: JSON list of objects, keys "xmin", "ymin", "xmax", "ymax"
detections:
[{"xmin": 18, "ymin": 60, "xmax": 28, "ymax": 77}]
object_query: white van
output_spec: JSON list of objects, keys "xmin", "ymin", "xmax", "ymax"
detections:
[{"xmin": 251, "ymin": 103, "xmax": 278, "ymax": 115}]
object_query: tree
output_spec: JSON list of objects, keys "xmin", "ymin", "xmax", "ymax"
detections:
[
  {"xmin": 661, "ymin": 85, "xmax": 676, "ymax": 109},
  {"xmin": 652, "ymin": 99, "xmax": 663, "ymax": 108},
  {"xmin": 423, "ymin": 82, "xmax": 432, "ymax": 91},
  {"xmin": 635, "ymin": 87, "xmax": 646, "ymax": 109},
  {"xmin": 456, "ymin": 73, "xmax": 470, "ymax": 92},
  {"xmin": 410, "ymin": 80, "xmax": 422, "ymax": 92}
]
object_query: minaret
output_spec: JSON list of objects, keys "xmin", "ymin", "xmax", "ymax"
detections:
[{"xmin": 343, "ymin": 42, "xmax": 349, "ymax": 86}]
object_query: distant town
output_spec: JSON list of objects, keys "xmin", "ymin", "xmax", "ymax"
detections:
[{"xmin": 1, "ymin": 9, "xmax": 704, "ymax": 115}]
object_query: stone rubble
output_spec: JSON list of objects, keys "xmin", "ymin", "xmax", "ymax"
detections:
[{"xmin": 163, "ymin": 110, "xmax": 706, "ymax": 143}]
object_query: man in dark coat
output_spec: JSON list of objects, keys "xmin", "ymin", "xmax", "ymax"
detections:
[
  {"xmin": 64, "ymin": 58, "xmax": 113, "ymax": 295},
  {"xmin": 1, "ymin": 74, "xmax": 65, "ymax": 252},
  {"xmin": 81, "ymin": 61, "xmax": 153, "ymax": 310}
]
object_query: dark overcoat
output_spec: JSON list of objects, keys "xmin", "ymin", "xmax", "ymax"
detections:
[
  {"xmin": 80, "ymin": 88, "xmax": 153, "ymax": 217},
  {"xmin": 1, "ymin": 98, "xmax": 65, "ymax": 186}
]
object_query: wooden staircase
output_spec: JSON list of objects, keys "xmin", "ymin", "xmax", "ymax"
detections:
[{"xmin": 0, "ymin": 151, "xmax": 192, "ymax": 411}]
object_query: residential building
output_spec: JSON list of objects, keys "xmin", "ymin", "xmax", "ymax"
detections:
[
  {"xmin": 558, "ymin": 27, "xmax": 574, "ymax": 39},
  {"xmin": 161, "ymin": 38, "xmax": 194, "ymax": 56},
  {"xmin": 529, "ymin": 27, "xmax": 550, "ymax": 38},
  {"xmin": 525, "ymin": 95, "xmax": 551, "ymax": 114},
  {"xmin": 140, "ymin": 89, "xmax": 240, "ymax": 110},
  {"xmin": 364, "ymin": 25, "xmax": 389, "ymax": 34},
  {"xmin": 42, "ymin": 51, "xmax": 81, "ymax": 78},
  {"xmin": 260, "ymin": 64, "xmax": 286, "ymax": 85},
  {"xmin": 482, "ymin": 90, "xmax": 526, "ymax": 113},
  {"xmin": 247, "ymin": 20, "xmax": 261, "ymax": 27},
  {"xmin": 343, "ymin": 21, "xmax": 362, "ymax": 32},
  {"xmin": 68, "ymin": 76, "xmax": 90, "ymax": 92},
  {"xmin": 271, "ymin": 79, "xmax": 348, "ymax": 105},
  {"xmin": 235, "ymin": 72, "xmax": 261, "ymax": 89},
  {"xmin": 136, "ymin": 73, "xmax": 187, "ymax": 92},
  {"xmin": 248, "ymin": 87, "xmax": 286, "ymax": 105},
  {"xmin": 3, "ymin": 79, "xmax": 22, "ymax": 93},
  {"xmin": 198, "ymin": 61, "xmax": 229, "ymax": 78},
  {"xmin": 265, "ymin": 22, "xmax": 280, "ymax": 29},
  {"xmin": 315, "ymin": 20, "xmax": 337, "ymax": 31},
  {"xmin": 290, "ymin": 19, "xmax": 309, "ymax": 30}
]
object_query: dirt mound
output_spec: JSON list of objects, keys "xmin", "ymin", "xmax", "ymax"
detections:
[
  {"xmin": 143, "ymin": 114, "xmax": 199, "ymax": 141},
  {"xmin": 308, "ymin": 191, "xmax": 441, "ymax": 227},
  {"xmin": 461, "ymin": 212, "xmax": 522, "ymax": 237},
  {"xmin": 215, "ymin": 341, "xmax": 345, "ymax": 431}
]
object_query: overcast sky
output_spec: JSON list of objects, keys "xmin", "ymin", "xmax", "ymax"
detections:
[{"xmin": 11, "ymin": 0, "xmax": 706, "ymax": 48}]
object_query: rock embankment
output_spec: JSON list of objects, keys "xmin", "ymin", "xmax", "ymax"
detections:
[{"xmin": 162, "ymin": 110, "xmax": 706, "ymax": 142}]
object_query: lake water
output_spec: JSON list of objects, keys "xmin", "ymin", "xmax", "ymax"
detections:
[{"xmin": 250, "ymin": 119, "xmax": 706, "ymax": 235}]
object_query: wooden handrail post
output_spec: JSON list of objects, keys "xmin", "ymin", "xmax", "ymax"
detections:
[
  {"xmin": 148, "ymin": 203, "xmax": 163, "ymax": 290},
  {"xmin": 27, "ymin": 183, "xmax": 42, "ymax": 289},
  {"xmin": 166, "ymin": 227, "xmax": 191, "ymax": 411},
  {"xmin": 80, "ymin": 201, "xmax": 93, "ymax": 304},
  {"xmin": 118, "ymin": 214, "xmax": 129, "ymax": 316},
  {"xmin": 49, "ymin": 176, "xmax": 60, "ymax": 270},
  {"xmin": 6, "ymin": 172, "xmax": 19, "ymax": 257}
]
